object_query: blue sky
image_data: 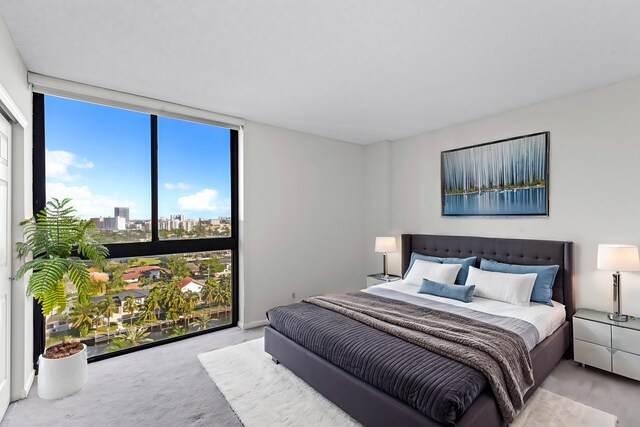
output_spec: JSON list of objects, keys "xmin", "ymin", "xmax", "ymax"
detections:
[{"xmin": 44, "ymin": 95, "xmax": 231, "ymax": 220}]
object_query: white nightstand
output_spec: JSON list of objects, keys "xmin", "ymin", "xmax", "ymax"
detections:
[
  {"xmin": 573, "ymin": 308, "xmax": 640, "ymax": 381},
  {"xmin": 366, "ymin": 274, "xmax": 401, "ymax": 288}
]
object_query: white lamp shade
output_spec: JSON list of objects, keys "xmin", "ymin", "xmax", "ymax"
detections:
[
  {"xmin": 375, "ymin": 237, "xmax": 397, "ymax": 253},
  {"xmin": 597, "ymin": 244, "xmax": 640, "ymax": 271}
]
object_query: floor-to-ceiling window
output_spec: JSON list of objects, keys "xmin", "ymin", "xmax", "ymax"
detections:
[{"xmin": 33, "ymin": 93, "xmax": 238, "ymax": 361}]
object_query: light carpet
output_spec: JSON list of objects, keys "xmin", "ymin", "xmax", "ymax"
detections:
[{"xmin": 198, "ymin": 338, "xmax": 618, "ymax": 427}]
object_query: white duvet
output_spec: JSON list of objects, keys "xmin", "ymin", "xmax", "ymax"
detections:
[{"xmin": 363, "ymin": 280, "xmax": 566, "ymax": 345}]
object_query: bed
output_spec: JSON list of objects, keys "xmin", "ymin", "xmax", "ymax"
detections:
[{"xmin": 264, "ymin": 234, "xmax": 574, "ymax": 426}]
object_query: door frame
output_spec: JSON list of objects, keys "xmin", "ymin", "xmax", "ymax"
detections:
[
  {"xmin": 0, "ymin": 82, "xmax": 33, "ymax": 406},
  {"xmin": 0, "ymin": 85, "xmax": 27, "ymax": 129},
  {"xmin": 0, "ymin": 102, "xmax": 12, "ymax": 421}
]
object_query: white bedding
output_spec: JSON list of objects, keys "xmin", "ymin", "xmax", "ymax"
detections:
[{"xmin": 364, "ymin": 280, "xmax": 566, "ymax": 345}]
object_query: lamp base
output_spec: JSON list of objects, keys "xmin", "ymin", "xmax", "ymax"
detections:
[{"xmin": 608, "ymin": 312, "xmax": 629, "ymax": 322}]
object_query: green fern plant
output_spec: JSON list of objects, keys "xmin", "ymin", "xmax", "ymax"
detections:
[{"xmin": 15, "ymin": 198, "xmax": 109, "ymax": 316}]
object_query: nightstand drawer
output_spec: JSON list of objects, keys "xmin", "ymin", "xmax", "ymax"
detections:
[
  {"xmin": 613, "ymin": 350, "xmax": 640, "ymax": 381},
  {"xmin": 573, "ymin": 317, "xmax": 611, "ymax": 347},
  {"xmin": 574, "ymin": 339, "xmax": 611, "ymax": 371},
  {"xmin": 612, "ymin": 326, "xmax": 640, "ymax": 355}
]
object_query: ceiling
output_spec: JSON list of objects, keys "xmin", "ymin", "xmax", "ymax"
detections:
[{"xmin": 2, "ymin": 1, "xmax": 640, "ymax": 144}]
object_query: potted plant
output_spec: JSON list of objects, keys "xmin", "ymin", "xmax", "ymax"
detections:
[{"xmin": 16, "ymin": 198, "xmax": 108, "ymax": 399}]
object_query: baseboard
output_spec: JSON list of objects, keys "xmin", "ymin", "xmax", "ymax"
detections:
[
  {"xmin": 10, "ymin": 369, "xmax": 35, "ymax": 401},
  {"xmin": 238, "ymin": 319, "xmax": 269, "ymax": 330}
]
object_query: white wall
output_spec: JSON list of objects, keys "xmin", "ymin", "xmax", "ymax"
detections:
[
  {"xmin": 241, "ymin": 121, "xmax": 366, "ymax": 327},
  {"xmin": 0, "ymin": 14, "xmax": 34, "ymax": 401},
  {"xmin": 363, "ymin": 140, "xmax": 392, "ymax": 274},
  {"xmin": 366, "ymin": 76, "xmax": 640, "ymax": 317}
]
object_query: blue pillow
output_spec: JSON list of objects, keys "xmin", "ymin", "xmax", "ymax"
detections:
[
  {"xmin": 479, "ymin": 259, "xmax": 560, "ymax": 306},
  {"xmin": 404, "ymin": 253, "xmax": 476, "ymax": 286},
  {"xmin": 418, "ymin": 279, "xmax": 475, "ymax": 303}
]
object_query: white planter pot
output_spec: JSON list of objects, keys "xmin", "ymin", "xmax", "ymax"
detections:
[{"xmin": 37, "ymin": 343, "xmax": 88, "ymax": 399}]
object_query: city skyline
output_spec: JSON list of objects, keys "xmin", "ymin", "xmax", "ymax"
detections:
[
  {"xmin": 90, "ymin": 205, "xmax": 231, "ymax": 222},
  {"xmin": 44, "ymin": 95, "xmax": 232, "ymax": 219},
  {"xmin": 90, "ymin": 205, "xmax": 231, "ymax": 233}
]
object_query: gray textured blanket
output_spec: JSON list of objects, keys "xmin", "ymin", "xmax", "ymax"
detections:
[{"xmin": 306, "ymin": 291, "xmax": 534, "ymax": 423}]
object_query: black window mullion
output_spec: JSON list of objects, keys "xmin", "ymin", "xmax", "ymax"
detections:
[
  {"xmin": 151, "ymin": 115, "xmax": 159, "ymax": 242},
  {"xmin": 104, "ymin": 237, "xmax": 236, "ymax": 259},
  {"xmin": 230, "ymin": 129, "xmax": 239, "ymax": 325},
  {"xmin": 32, "ymin": 92, "xmax": 46, "ymax": 369}
]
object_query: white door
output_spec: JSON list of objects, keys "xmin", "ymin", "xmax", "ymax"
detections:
[{"xmin": 0, "ymin": 114, "xmax": 11, "ymax": 419}]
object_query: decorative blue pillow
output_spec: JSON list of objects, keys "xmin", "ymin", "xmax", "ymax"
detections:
[
  {"xmin": 418, "ymin": 279, "xmax": 475, "ymax": 303},
  {"xmin": 479, "ymin": 259, "xmax": 560, "ymax": 307},
  {"xmin": 404, "ymin": 253, "xmax": 476, "ymax": 286}
]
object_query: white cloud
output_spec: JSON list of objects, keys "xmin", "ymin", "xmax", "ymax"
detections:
[
  {"xmin": 46, "ymin": 149, "xmax": 94, "ymax": 182},
  {"xmin": 164, "ymin": 182, "xmax": 190, "ymax": 190},
  {"xmin": 178, "ymin": 188, "xmax": 229, "ymax": 212},
  {"xmin": 46, "ymin": 182, "xmax": 139, "ymax": 219}
]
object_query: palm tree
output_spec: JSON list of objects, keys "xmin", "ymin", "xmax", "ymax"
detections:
[
  {"xmin": 123, "ymin": 294, "xmax": 137, "ymax": 326},
  {"xmin": 145, "ymin": 288, "xmax": 162, "ymax": 324},
  {"xmin": 211, "ymin": 283, "xmax": 225, "ymax": 318},
  {"xmin": 222, "ymin": 289, "xmax": 232, "ymax": 322},
  {"xmin": 165, "ymin": 307, "xmax": 180, "ymax": 328},
  {"xmin": 122, "ymin": 326, "xmax": 153, "ymax": 346},
  {"xmin": 69, "ymin": 298, "xmax": 97, "ymax": 337},
  {"xmin": 136, "ymin": 302, "xmax": 155, "ymax": 324},
  {"xmin": 193, "ymin": 314, "xmax": 211, "ymax": 331},
  {"xmin": 160, "ymin": 283, "xmax": 184, "ymax": 327},
  {"xmin": 219, "ymin": 274, "xmax": 232, "ymax": 321},
  {"xmin": 164, "ymin": 255, "xmax": 190, "ymax": 280},
  {"xmin": 184, "ymin": 290, "xmax": 199, "ymax": 329},
  {"xmin": 98, "ymin": 297, "xmax": 117, "ymax": 341},
  {"xmin": 177, "ymin": 301, "xmax": 189, "ymax": 330},
  {"xmin": 201, "ymin": 280, "xmax": 217, "ymax": 316},
  {"xmin": 219, "ymin": 274, "xmax": 231, "ymax": 293}
]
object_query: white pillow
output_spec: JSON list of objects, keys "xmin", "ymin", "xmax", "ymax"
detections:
[
  {"xmin": 404, "ymin": 259, "xmax": 462, "ymax": 286},
  {"xmin": 466, "ymin": 266, "xmax": 537, "ymax": 306}
]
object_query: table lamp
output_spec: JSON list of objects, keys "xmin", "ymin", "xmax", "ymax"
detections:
[
  {"xmin": 375, "ymin": 237, "xmax": 397, "ymax": 280},
  {"xmin": 597, "ymin": 244, "xmax": 640, "ymax": 322}
]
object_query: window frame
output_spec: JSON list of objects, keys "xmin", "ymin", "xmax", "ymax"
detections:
[{"xmin": 32, "ymin": 92, "xmax": 239, "ymax": 365}]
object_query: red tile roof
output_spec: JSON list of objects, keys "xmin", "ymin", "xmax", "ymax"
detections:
[
  {"xmin": 122, "ymin": 273, "xmax": 141, "ymax": 281},
  {"xmin": 176, "ymin": 277, "xmax": 205, "ymax": 289}
]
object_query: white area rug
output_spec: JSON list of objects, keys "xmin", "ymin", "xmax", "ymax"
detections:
[
  {"xmin": 198, "ymin": 338, "xmax": 617, "ymax": 427},
  {"xmin": 510, "ymin": 388, "xmax": 618, "ymax": 427},
  {"xmin": 198, "ymin": 338, "xmax": 358, "ymax": 426}
]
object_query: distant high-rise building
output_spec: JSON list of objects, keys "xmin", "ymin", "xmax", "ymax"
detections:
[
  {"xmin": 170, "ymin": 214, "xmax": 184, "ymax": 221},
  {"xmin": 198, "ymin": 218, "xmax": 212, "ymax": 226},
  {"xmin": 92, "ymin": 216, "xmax": 126, "ymax": 231},
  {"xmin": 114, "ymin": 207, "xmax": 130, "ymax": 221}
]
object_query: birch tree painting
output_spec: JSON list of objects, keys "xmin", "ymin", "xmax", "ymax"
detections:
[{"xmin": 441, "ymin": 133, "xmax": 549, "ymax": 216}]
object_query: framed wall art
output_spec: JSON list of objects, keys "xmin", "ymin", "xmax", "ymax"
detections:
[{"xmin": 441, "ymin": 132, "xmax": 549, "ymax": 216}]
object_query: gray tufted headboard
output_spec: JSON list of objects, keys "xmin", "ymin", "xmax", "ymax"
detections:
[{"xmin": 401, "ymin": 234, "xmax": 575, "ymax": 319}]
